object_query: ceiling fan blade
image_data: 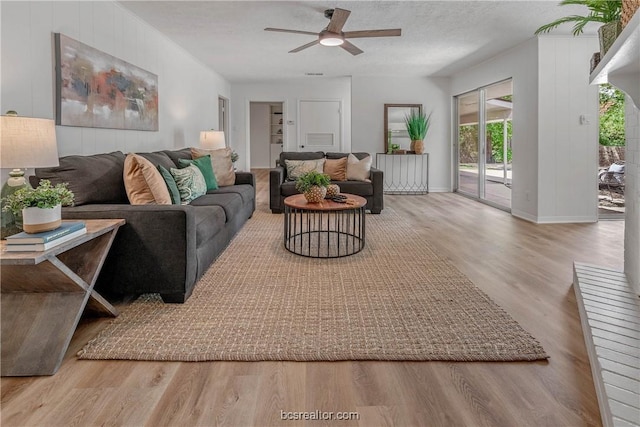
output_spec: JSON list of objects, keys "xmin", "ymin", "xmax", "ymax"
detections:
[
  {"xmin": 326, "ymin": 8, "xmax": 350, "ymax": 33},
  {"xmin": 343, "ymin": 29, "xmax": 402, "ymax": 38},
  {"xmin": 289, "ymin": 39, "xmax": 320, "ymax": 53},
  {"xmin": 265, "ymin": 28, "xmax": 318, "ymax": 36},
  {"xmin": 340, "ymin": 40, "xmax": 363, "ymax": 56}
]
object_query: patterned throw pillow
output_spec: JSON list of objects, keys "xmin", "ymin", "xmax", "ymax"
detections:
[
  {"xmin": 178, "ymin": 155, "xmax": 218, "ymax": 191},
  {"xmin": 284, "ymin": 159, "xmax": 325, "ymax": 181},
  {"xmin": 346, "ymin": 154, "xmax": 372, "ymax": 181},
  {"xmin": 170, "ymin": 164, "xmax": 207, "ymax": 204}
]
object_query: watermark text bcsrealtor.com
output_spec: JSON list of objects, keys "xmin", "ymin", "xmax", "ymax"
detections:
[{"xmin": 280, "ymin": 410, "xmax": 360, "ymax": 421}]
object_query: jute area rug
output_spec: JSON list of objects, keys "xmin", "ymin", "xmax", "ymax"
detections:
[{"xmin": 79, "ymin": 209, "xmax": 548, "ymax": 362}]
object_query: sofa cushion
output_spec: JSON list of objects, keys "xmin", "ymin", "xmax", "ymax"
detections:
[
  {"xmin": 326, "ymin": 152, "xmax": 371, "ymax": 161},
  {"xmin": 33, "ymin": 151, "xmax": 128, "ymax": 206},
  {"xmin": 193, "ymin": 205, "xmax": 226, "ymax": 245},
  {"xmin": 324, "ymin": 157, "xmax": 347, "ymax": 181},
  {"xmin": 162, "ymin": 148, "xmax": 193, "ymax": 167},
  {"xmin": 179, "ymin": 155, "xmax": 218, "ymax": 191},
  {"xmin": 207, "ymin": 184, "xmax": 255, "ymax": 205},
  {"xmin": 333, "ymin": 180, "xmax": 373, "ymax": 196},
  {"xmin": 281, "ymin": 180, "xmax": 373, "ymax": 197},
  {"xmin": 137, "ymin": 151, "xmax": 176, "ymax": 170},
  {"xmin": 284, "ymin": 159, "xmax": 325, "ymax": 181},
  {"xmin": 170, "ymin": 164, "xmax": 207, "ymax": 204},
  {"xmin": 280, "ymin": 181, "xmax": 299, "ymax": 197},
  {"xmin": 190, "ymin": 193, "xmax": 243, "ymax": 223},
  {"xmin": 191, "ymin": 147, "xmax": 235, "ymax": 186},
  {"xmin": 124, "ymin": 154, "xmax": 172, "ymax": 205},
  {"xmin": 346, "ymin": 153, "xmax": 372, "ymax": 181}
]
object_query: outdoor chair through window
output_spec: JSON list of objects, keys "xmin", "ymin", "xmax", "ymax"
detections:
[{"xmin": 598, "ymin": 160, "xmax": 625, "ymax": 201}]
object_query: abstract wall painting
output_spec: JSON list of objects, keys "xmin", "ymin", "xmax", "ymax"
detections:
[{"xmin": 55, "ymin": 33, "xmax": 158, "ymax": 131}]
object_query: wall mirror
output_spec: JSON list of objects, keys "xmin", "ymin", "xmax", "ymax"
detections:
[{"xmin": 384, "ymin": 104, "xmax": 422, "ymax": 154}]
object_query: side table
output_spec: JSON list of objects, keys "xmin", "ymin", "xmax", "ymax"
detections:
[{"xmin": 1, "ymin": 219, "xmax": 125, "ymax": 376}]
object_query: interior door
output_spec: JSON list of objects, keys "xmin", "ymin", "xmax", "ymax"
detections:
[{"xmin": 298, "ymin": 100, "xmax": 341, "ymax": 152}]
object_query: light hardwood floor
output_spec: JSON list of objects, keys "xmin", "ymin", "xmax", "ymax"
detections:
[{"xmin": 1, "ymin": 169, "xmax": 625, "ymax": 427}]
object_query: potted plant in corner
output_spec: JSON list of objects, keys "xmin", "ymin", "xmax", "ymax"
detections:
[
  {"xmin": 405, "ymin": 110, "xmax": 432, "ymax": 155},
  {"xmin": 534, "ymin": 0, "xmax": 622, "ymax": 56},
  {"xmin": 2, "ymin": 180, "xmax": 74, "ymax": 233},
  {"xmin": 295, "ymin": 170, "xmax": 331, "ymax": 203}
]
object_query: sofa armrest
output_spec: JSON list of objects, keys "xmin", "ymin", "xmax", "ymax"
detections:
[
  {"xmin": 369, "ymin": 167, "xmax": 384, "ymax": 214},
  {"xmin": 270, "ymin": 167, "xmax": 286, "ymax": 213},
  {"xmin": 235, "ymin": 171, "xmax": 255, "ymax": 187},
  {"xmin": 61, "ymin": 204, "xmax": 198, "ymax": 297}
]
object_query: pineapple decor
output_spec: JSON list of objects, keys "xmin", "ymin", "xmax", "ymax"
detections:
[
  {"xmin": 326, "ymin": 184, "xmax": 340, "ymax": 198},
  {"xmin": 295, "ymin": 171, "xmax": 331, "ymax": 203}
]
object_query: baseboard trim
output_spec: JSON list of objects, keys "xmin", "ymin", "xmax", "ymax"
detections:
[{"xmin": 511, "ymin": 210, "xmax": 597, "ymax": 224}]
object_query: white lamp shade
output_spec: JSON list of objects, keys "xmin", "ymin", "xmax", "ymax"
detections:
[
  {"xmin": 1, "ymin": 116, "xmax": 59, "ymax": 168},
  {"xmin": 200, "ymin": 130, "xmax": 226, "ymax": 150}
]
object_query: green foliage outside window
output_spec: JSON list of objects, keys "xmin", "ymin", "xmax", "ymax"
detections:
[
  {"xmin": 486, "ymin": 121, "xmax": 512, "ymax": 163},
  {"xmin": 599, "ymin": 84, "xmax": 625, "ymax": 146}
]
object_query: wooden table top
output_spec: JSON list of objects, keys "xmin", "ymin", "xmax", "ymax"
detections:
[
  {"xmin": 1, "ymin": 219, "xmax": 125, "ymax": 265},
  {"xmin": 284, "ymin": 193, "xmax": 367, "ymax": 211}
]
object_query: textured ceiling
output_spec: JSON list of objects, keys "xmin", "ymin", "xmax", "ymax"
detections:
[{"xmin": 119, "ymin": 1, "xmax": 597, "ymax": 83}]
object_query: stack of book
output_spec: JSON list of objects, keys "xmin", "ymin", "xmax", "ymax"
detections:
[{"xmin": 5, "ymin": 221, "xmax": 87, "ymax": 252}]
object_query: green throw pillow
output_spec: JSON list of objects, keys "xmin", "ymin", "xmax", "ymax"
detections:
[
  {"xmin": 178, "ymin": 155, "xmax": 218, "ymax": 191},
  {"xmin": 157, "ymin": 165, "xmax": 181, "ymax": 205},
  {"xmin": 170, "ymin": 164, "xmax": 207, "ymax": 204}
]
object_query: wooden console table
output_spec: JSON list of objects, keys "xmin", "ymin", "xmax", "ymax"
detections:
[{"xmin": 1, "ymin": 219, "xmax": 124, "ymax": 376}]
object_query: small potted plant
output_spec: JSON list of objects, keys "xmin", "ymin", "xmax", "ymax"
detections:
[
  {"xmin": 295, "ymin": 170, "xmax": 331, "ymax": 203},
  {"xmin": 405, "ymin": 110, "xmax": 432, "ymax": 154},
  {"xmin": 230, "ymin": 151, "xmax": 239, "ymax": 171},
  {"xmin": 2, "ymin": 180, "xmax": 74, "ymax": 233}
]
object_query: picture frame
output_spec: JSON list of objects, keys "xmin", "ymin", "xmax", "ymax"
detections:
[{"xmin": 54, "ymin": 33, "xmax": 159, "ymax": 131}]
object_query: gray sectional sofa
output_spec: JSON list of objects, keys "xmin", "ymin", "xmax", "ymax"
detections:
[
  {"xmin": 31, "ymin": 148, "xmax": 255, "ymax": 303},
  {"xmin": 270, "ymin": 151, "xmax": 383, "ymax": 214}
]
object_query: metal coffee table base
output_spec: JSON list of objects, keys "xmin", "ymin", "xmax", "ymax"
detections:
[{"xmin": 284, "ymin": 206, "xmax": 365, "ymax": 258}]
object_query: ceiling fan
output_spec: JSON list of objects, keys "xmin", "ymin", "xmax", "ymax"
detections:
[{"xmin": 264, "ymin": 8, "xmax": 401, "ymax": 56}]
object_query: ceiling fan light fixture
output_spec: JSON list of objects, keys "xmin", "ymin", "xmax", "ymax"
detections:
[{"xmin": 319, "ymin": 32, "xmax": 344, "ymax": 46}]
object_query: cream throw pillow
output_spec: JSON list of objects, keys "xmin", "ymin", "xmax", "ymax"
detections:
[
  {"xmin": 346, "ymin": 154, "xmax": 372, "ymax": 181},
  {"xmin": 123, "ymin": 154, "xmax": 172, "ymax": 205},
  {"xmin": 284, "ymin": 159, "xmax": 326, "ymax": 181},
  {"xmin": 190, "ymin": 147, "xmax": 236, "ymax": 186}
]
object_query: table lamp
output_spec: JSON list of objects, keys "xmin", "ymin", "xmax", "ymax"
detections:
[
  {"xmin": 199, "ymin": 130, "xmax": 226, "ymax": 150},
  {"xmin": 1, "ymin": 113, "xmax": 60, "ymax": 237}
]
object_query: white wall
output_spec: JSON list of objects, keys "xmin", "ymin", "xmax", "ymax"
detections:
[
  {"xmin": 451, "ymin": 38, "xmax": 540, "ymax": 220},
  {"xmin": 351, "ymin": 76, "xmax": 451, "ymax": 192},
  {"xmin": 451, "ymin": 36, "xmax": 599, "ymax": 223},
  {"xmin": 1, "ymin": 0, "xmax": 229, "ymax": 178},
  {"xmin": 230, "ymin": 77, "xmax": 351, "ymax": 171},
  {"xmin": 249, "ymin": 103, "xmax": 270, "ymax": 168},
  {"xmin": 537, "ymin": 36, "xmax": 599, "ymax": 223},
  {"xmin": 625, "ymin": 98, "xmax": 640, "ymax": 294}
]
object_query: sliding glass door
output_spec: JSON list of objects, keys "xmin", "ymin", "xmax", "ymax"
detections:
[{"xmin": 456, "ymin": 79, "xmax": 512, "ymax": 209}]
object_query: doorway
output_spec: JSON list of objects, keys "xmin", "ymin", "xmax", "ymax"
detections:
[
  {"xmin": 218, "ymin": 96, "xmax": 229, "ymax": 140},
  {"xmin": 249, "ymin": 102, "xmax": 284, "ymax": 168},
  {"xmin": 455, "ymin": 79, "xmax": 513, "ymax": 210},
  {"xmin": 597, "ymin": 84, "xmax": 625, "ymax": 219}
]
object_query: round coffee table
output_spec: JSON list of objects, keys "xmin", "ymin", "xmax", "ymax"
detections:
[{"xmin": 283, "ymin": 193, "xmax": 366, "ymax": 258}]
